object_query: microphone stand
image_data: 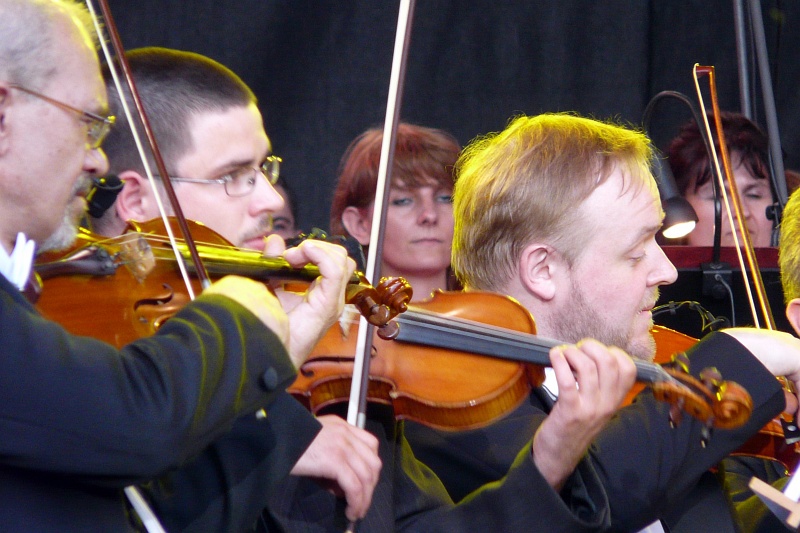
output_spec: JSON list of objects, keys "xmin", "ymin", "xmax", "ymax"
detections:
[{"xmin": 734, "ymin": 0, "xmax": 788, "ymax": 246}]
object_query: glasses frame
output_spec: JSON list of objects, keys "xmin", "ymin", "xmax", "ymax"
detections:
[
  {"xmin": 9, "ymin": 83, "xmax": 115, "ymax": 149},
  {"xmin": 166, "ymin": 155, "xmax": 282, "ymax": 198}
]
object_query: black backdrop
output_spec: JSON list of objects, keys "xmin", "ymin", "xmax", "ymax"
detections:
[{"xmin": 104, "ymin": 1, "xmax": 800, "ymax": 233}]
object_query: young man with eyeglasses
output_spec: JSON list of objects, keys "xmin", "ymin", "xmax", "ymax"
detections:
[
  {"xmin": 91, "ymin": 48, "xmax": 286, "ymax": 252},
  {"xmin": 0, "ymin": 1, "xmax": 372, "ymax": 530}
]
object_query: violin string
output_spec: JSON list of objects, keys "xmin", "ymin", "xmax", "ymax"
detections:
[{"xmin": 397, "ymin": 309, "xmax": 677, "ymax": 386}]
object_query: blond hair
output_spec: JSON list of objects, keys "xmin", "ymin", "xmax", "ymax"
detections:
[{"xmin": 453, "ymin": 113, "xmax": 653, "ymax": 291}]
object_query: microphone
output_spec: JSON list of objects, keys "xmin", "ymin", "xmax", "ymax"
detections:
[{"xmin": 87, "ymin": 175, "xmax": 124, "ymax": 218}]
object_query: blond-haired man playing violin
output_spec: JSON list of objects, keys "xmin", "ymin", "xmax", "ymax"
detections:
[{"xmin": 96, "ymin": 47, "xmax": 800, "ymax": 530}]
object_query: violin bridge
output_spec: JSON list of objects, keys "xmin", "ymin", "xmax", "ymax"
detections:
[{"xmin": 118, "ymin": 233, "xmax": 156, "ymax": 283}]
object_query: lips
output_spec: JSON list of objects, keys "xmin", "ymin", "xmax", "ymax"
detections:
[{"xmin": 242, "ymin": 235, "xmax": 268, "ymax": 251}]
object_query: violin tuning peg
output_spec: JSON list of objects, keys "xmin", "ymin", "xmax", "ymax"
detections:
[
  {"xmin": 670, "ymin": 351, "xmax": 691, "ymax": 375},
  {"xmin": 699, "ymin": 367, "xmax": 723, "ymax": 392},
  {"xmin": 376, "ymin": 321, "xmax": 400, "ymax": 341}
]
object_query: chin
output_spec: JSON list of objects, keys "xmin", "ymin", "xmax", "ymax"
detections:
[
  {"xmin": 38, "ymin": 222, "xmax": 78, "ymax": 253},
  {"xmin": 38, "ymin": 205, "xmax": 82, "ymax": 253}
]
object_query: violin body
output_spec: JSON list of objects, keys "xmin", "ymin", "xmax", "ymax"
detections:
[
  {"xmin": 35, "ymin": 219, "xmax": 410, "ymax": 347},
  {"xmin": 35, "ymin": 224, "xmax": 206, "ymax": 346},
  {"xmin": 290, "ymin": 291, "xmax": 544, "ymax": 431},
  {"xmin": 292, "ymin": 290, "xmax": 754, "ymax": 433}
]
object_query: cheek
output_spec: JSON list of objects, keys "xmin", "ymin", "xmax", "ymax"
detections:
[
  {"xmin": 441, "ymin": 209, "xmax": 455, "ymax": 234},
  {"xmin": 383, "ymin": 210, "xmax": 409, "ymax": 245}
]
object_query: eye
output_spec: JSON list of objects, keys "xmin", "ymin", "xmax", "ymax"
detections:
[
  {"xmin": 744, "ymin": 189, "xmax": 767, "ymax": 200},
  {"xmin": 436, "ymin": 193, "xmax": 453, "ymax": 204},
  {"xmin": 390, "ymin": 196, "xmax": 412, "ymax": 206}
]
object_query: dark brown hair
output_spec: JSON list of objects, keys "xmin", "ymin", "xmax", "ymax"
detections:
[{"xmin": 668, "ymin": 111, "xmax": 771, "ymax": 196}]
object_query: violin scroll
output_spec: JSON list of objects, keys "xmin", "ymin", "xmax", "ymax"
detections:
[
  {"xmin": 345, "ymin": 275, "xmax": 412, "ymax": 340},
  {"xmin": 652, "ymin": 351, "xmax": 753, "ymax": 445}
]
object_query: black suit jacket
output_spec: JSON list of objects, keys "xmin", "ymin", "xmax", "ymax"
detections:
[
  {"xmin": 142, "ymin": 333, "xmax": 782, "ymax": 532},
  {"xmin": 146, "ymin": 393, "xmax": 322, "ymax": 532},
  {"xmin": 260, "ymin": 409, "xmax": 612, "ymax": 532},
  {"xmin": 0, "ymin": 274, "xmax": 296, "ymax": 531},
  {"xmin": 405, "ymin": 332, "xmax": 783, "ymax": 532}
]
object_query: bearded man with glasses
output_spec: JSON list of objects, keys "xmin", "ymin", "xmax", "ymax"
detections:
[{"xmin": 0, "ymin": 1, "xmax": 370, "ymax": 531}]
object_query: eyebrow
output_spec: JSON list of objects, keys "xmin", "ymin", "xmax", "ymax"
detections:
[
  {"xmin": 626, "ymin": 222, "xmax": 662, "ymax": 250},
  {"xmin": 211, "ymin": 153, "xmax": 271, "ymax": 177}
]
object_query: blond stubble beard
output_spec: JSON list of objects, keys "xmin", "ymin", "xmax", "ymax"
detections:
[{"xmin": 546, "ymin": 277, "xmax": 657, "ymax": 363}]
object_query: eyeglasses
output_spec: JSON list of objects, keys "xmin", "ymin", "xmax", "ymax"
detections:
[
  {"xmin": 9, "ymin": 83, "xmax": 116, "ymax": 149},
  {"xmin": 167, "ymin": 155, "xmax": 282, "ymax": 197}
]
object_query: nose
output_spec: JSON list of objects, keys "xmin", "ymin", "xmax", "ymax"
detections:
[
  {"xmin": 650, "ymin": 244, "xmax": 678, "ymax": 287},
  {"xmin": 85, "ymin": 146, "xmax": 109, "ymax": 176},
  {"xmin": 249, "ymin": 175, "xmax": 285, "ymax": 215},
  {"xmin": 417, "ymin": 197, "xmax": 439, "ymax": 225}
]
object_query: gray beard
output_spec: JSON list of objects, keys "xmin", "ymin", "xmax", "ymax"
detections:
[
  {"xmin": 38, "ymin": 176, "xmax": 90, "ymax": 253},
  {"xmin": 38, "ymin": 209, "xmax": 79, "ymax": 253}
]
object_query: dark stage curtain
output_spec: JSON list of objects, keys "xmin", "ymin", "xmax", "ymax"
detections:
[{"xmin": 104, "ymin": 0, "xmax": 800, "ymax": 232}]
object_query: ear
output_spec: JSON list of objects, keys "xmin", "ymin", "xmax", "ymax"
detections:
[
  {"xmin": 115, "ymin": 170, "xmax": 160, "ymax": 223},
  {"xmin": 517, "ymin": 243, "xmax": 561, "ymax": 301},
  {"xmin": 786, "ymin": 299, "xmax": 800, "ymax": 337},
  {"xmin": 341, "ymin": 206, "xmax": 372, "ymax": 246},
  {"xmin": 0, "ymin": 84, "xmax": 13, "ymax": 155}
]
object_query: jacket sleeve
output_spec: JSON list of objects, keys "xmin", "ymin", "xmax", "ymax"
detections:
[
  {"xmin": 0, "ymin": 284, "xmax": 296, "ymax": 484},
  {"xmin": 590, "ymin": 331, "xmax": 785, "ymax": 530},
  {"xmin": 394, "ymin": 432, "xmax": 612, "ymax": 533},
  {"xmin": 145, "ymin": 393, "xmax": 322, "ymax": 533}
]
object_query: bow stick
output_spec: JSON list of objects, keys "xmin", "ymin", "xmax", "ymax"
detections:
[
  {"xmin": 344, "ymin": 1, "xmax": 416, "ymax": 531},
  {"xmin": 85, "ymin": 0, "xmax": 218, "ymax": 530},
  {"xmin": 88, "ymin": 0, "xmax": 211, "ymax": 298}
]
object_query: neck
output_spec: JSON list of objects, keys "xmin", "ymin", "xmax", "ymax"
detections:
[{"xmin": 0, "ymin": 230, "xmax": 17, "ymax": 255}]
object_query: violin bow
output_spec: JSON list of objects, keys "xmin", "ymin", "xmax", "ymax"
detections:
[
  {"xmin": 694, "ymin": 63, "xmax": 800, "ymax": 528},
  {"xmin": 343, "ymin": 1, "xmax": 416, "ymax": 530},
  {"xmin": 749, "ymin": 473, "xmax": 800, "ymax": 529},
  {"xmin": 87, "ymin": 0, "xmax": 211, "ymax": 298},
  {"xmin": 84, "ymin": 1, "xmax": 216, "ymax": 530},
  {"xmin": 692, "ymin": 64, "xmax": 775, "ymax": 330}
]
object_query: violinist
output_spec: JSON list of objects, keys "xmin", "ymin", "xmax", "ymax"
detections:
[
  {"xmin": 93, "ymin": 49, "xmax": 646, "ymax": 532},
  {"xmin": 270, "ymin": 177, "xmax": 303, "ymax": 240},
  {"xmin": 91, "ymin": 47, "xmax": 382, "ymax": 530},
  {"xmin": 0, "ymin": 1, "xmax": 360, "ymax": 531},
  {"xmin": 410, "ymin": 112, "xmax": 800, "ymax": 532}
]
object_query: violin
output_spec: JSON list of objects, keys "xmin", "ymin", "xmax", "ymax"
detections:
[
  {"xmin": 34, "ymin": 218, "xmax": 411, "ymax": 346},
  {"xmin": 291, "ymin": 290, "xmax": 753, "ymax": 434}
]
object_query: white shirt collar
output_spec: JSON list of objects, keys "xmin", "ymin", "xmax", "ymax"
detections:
[{"xmin": 0, "ymin": 233, "xmax": 35, "ymax": 291}]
